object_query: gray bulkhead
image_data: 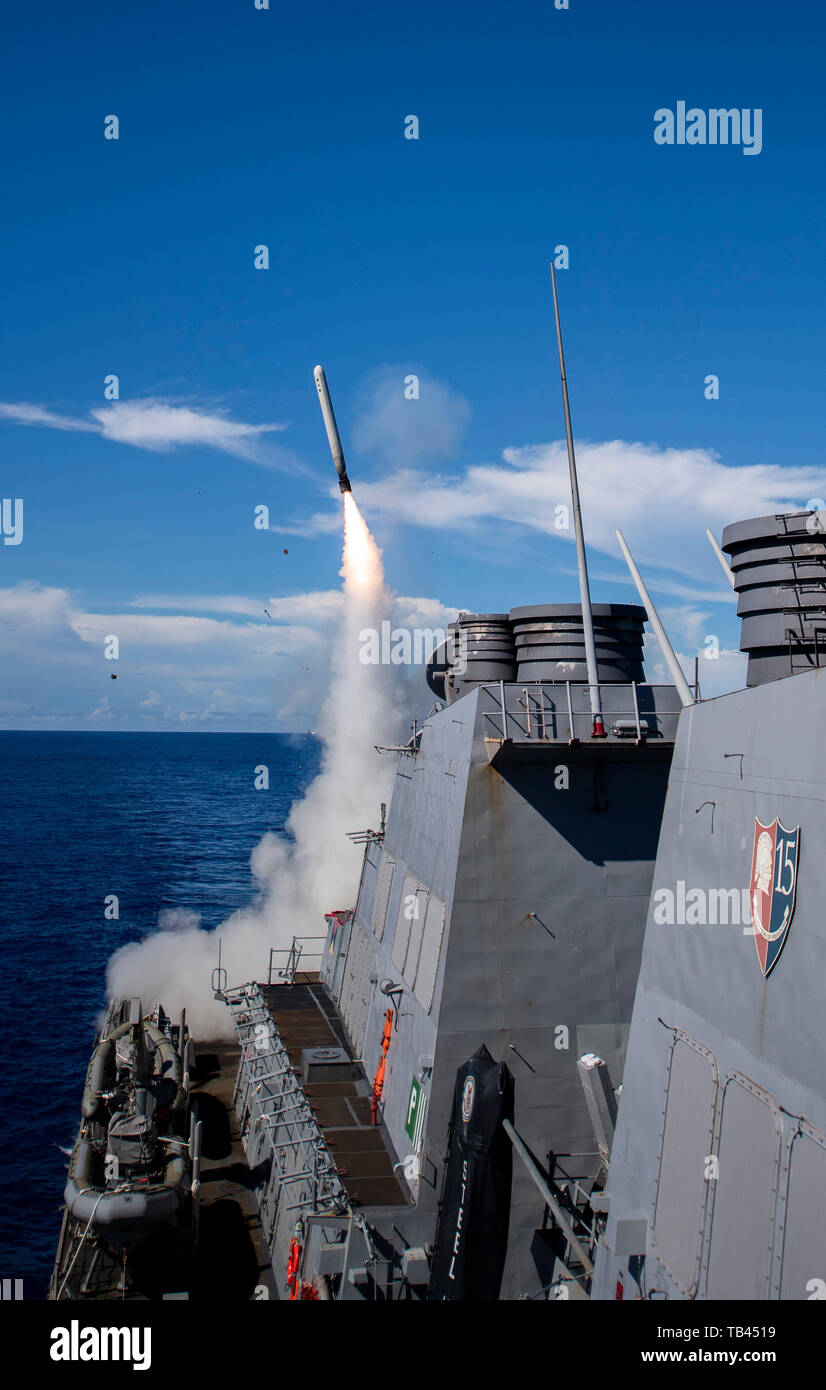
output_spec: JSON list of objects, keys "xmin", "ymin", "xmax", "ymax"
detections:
[
  {"xmin": 322, "ymin": 680, "xmax": 678, "ymax": 1297},
  {"xmin": 593, "ymin": 665, "xmax": 826, "ymax": 1301}
]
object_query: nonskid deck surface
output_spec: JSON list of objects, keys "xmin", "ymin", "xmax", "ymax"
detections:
[
  {"xmin": 259, "ymin": 982, "xmax": 407, "ymax": 1208},
  {"xmin": 50, "ymin": 1040, "xmax": 274, "ymax": 1301},
  {"xmin": 189, "ymin": 1041, "xmax": 275, "ymax": 1299}
]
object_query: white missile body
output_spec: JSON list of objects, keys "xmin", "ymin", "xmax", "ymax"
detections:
[{"xmin": 313, "ymin": 364, "xmax": 351, "ymax": 492}]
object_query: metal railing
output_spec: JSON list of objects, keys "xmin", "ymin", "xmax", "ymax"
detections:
[
  {"xmin": 222, "ymin": 983, "xmax": 349, "ymax": 1279},
  {"xmin": 267, "ymin": 935, "xmax": 327, "ymax": 985},
  {"xmin": 480, "ymin": 681, "xmax": 680, "ymax": 746}
]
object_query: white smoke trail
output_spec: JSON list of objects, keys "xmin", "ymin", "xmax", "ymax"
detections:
[{"xmin": 107, "ymin": 494, "xmax": 406, "ymax": 1037}]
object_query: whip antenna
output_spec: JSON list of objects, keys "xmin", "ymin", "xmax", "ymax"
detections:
[{"xmin": 549, "ymin": 261, "xmax": 604, "ymax": 736}]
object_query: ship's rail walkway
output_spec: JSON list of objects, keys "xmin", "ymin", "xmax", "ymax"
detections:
[
  {"xmin": 222, "ymin": 980, "xmax": 406, "ymax": 1298},
  {"xmin": 478, "ymin": 680, "xmax": 681, "ymax": 751},
  {"xmin": 266, "ymin": 934, "xmax": 326, "ymax": 985}
]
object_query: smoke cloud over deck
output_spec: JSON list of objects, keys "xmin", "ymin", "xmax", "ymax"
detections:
[{"xmin": 107, "ymin": 494, "xmax": 406, "ymax": 1037}]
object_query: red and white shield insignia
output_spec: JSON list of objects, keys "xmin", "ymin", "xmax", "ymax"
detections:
[{"xmin": 749, "ymin": 817, "xmax": 800, "ymax": 977}]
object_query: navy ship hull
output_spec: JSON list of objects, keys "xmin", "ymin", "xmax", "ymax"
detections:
[{"xmin": 594, "ymin": 514, "xmax": 826, "ymax": 1301}]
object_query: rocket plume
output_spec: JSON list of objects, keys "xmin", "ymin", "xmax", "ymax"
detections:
[{"xmin": 107, "ymin": 493, "xmax": 404, "ymax": 1037}]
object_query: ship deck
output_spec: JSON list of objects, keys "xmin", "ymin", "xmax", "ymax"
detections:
[
  {"xmin": 258, "ymin": 981, "xmax": 406, "ymax": 1208},
  {"xmin": 50, "ymin": 982, "xmax": 405, "ymax": 1300},
  {"xmin": 50, "ymin": 1038, "xmax": 275, "ymax": 1301}
]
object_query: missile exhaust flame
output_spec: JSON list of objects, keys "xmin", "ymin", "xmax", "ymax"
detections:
[{"xmin": 343, "ymin": 491, "xmax": 378, "ymax": 590}]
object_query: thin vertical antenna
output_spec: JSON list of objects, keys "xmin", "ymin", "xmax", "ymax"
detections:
[{"xmin": 549, "ymin": 261, "xmax": 604, "ymax": 736}]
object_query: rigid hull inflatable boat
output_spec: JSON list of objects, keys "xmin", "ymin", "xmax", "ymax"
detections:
[{"xmin": 64, "ymin": 998, "xmax": 191, "ymax": 1252}]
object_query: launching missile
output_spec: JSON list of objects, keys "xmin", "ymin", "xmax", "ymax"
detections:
[{"xmin": 313, "ymin": 364, "xmax": 352, "ymax": 493}]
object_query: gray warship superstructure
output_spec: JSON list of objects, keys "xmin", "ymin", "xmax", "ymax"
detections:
[
  {"xmin": 218, "ymin": 606, "xmax": 682, "ymax": 1299},
  {"xmin": 592, "ymin": 511, "xmax": 826, "ymax": 1301}
]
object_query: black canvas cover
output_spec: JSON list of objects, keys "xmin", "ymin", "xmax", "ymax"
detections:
[
  {"xmin": 427, "ymin": 1045, "xmax": 514, "ymax": 1300},
  {"xmin": 107, "ymin": 1111, "xmax": 155, "ymax": 1169}
]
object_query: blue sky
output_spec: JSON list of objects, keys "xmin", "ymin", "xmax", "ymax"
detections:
[{"xmin": 2, "ymin": 0, "xmax": 825, "ymax": 728}]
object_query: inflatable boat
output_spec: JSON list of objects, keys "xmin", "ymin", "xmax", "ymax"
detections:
[{"xmin": 63, "ymin": 998, "xmax": 192, "ymax": 1251}]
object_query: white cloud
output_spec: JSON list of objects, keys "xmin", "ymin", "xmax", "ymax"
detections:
[
  {"xmin": 0, "ymin": 582, "xmax": 457, "ymax": 729},
  {"xmin": 0, "ymin": 580, "xmax": 77, "ymax": 630},
  {"xmin": 655, "ymin": 604, "xmax": 720, "ymax": 654},
  {"xmin": 393, "ymin": 594, "xmax": 460, "ymax": 629},
  {"xmin": 290, "ymin": 439, "xmax": 826, "ymax": 586},
  {"xmin": 0, "ymin": 398, "xmax": 291, "ymax": 464},
  {"xmin": 130, "ymin": 590, "xmax": 345, "ymax": 621},
  {"xmin": 89, "ymin": 694, "xmax": 114, "ymax": 721},
  {"xmin": 0, "ymin": 403, "xmax": 96, "ymax": 432},
  {"xmin": 71, "ymin": 610, "xmax": 288, "ymax": 649},
  {"xmin": 645, "ymin": 643, "xmax": 748, "ymax": 700},
  {"xmin": 351, "ymin": 366, "xmax": 471, "ymax": 469},
  {"xmin": 583, "ymin": 565, "xmax": 733, "ymax": 606},
  {"xmin": 271, "ymin": 512, "xmax": 342, "ymax": 537}
]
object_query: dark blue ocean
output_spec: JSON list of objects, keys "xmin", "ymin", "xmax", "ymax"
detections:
[{"xmin": 0, "ymin": 731, "xmax": 320, "ymax": 1299}]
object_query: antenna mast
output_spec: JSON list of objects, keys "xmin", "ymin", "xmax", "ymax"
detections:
[
  {"xmin": 705, "ymin": 528, "xmax": 736, "ymax": 590},
  {"xmin": 616, "ymin": 529, "xmax": 694, "ymax": 707},
  {"xmin": 549, "ymin": 261, "xmax": 605, "ymax": 737}
]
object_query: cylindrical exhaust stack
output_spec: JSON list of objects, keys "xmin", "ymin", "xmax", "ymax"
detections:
[
  {"xmin": 722, "ymin": 513, "xmax": 826, "ymax": 686},
  {"xmin": 510, "ymin": 604, "xmax": 646, "ymax": 684},
  {"xmin": 425, "ymin": 604, "xmax": 648, "ymax": 703},
  {"xmin": 427, "ymin": 614, "xmax": 516, "ymax": 704},
  {"xmin": 447, "ymin": 614, "xmax": 516, "ymax": 702}
]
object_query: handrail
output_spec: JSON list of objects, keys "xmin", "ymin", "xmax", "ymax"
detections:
[
  {"xmin": 222, "ymin": 983, "xmax": 349, "ymax": 1251},
  {"xmin": 484, "ymin": 681, "xmax": 678, "ymax": 746},
  {"xmin": 268, "ymin": 935, "xmax": 328, "ymax": 985}
]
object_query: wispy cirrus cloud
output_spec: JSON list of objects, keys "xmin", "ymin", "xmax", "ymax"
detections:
[
  {"xmin": 0, "ymin": 398, "xmax": 294, "ymax": 465},
  {"xmin": 0, "ymin": 403, "xmax": 97, "ymax": 433},
  {"xmin": 129, "ymin": 590, "xmax": 346, "ymax": 621}
]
